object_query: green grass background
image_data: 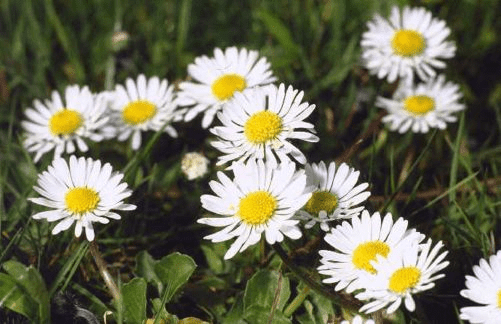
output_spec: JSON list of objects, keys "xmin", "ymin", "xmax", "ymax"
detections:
[{"xmin": 1, "ymin": 0, "xmax": 501, "ymax": 323}]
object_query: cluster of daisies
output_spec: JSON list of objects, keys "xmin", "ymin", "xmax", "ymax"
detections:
[{"xmin": 23, "ymin": 4, "xmax": 489, "ymax": 323}]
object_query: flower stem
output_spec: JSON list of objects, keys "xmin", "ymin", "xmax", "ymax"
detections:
[
  {"xmin": 283, "ymin": 284, "xmax": 310, "ymax": 317},
  {"xmin": 89, "ymin": 241, "xmax": 120, "ymax": 302}
]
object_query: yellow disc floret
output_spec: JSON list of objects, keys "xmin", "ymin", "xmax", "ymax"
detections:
[
  {"xmin": 49, "ymin": 109, "xmax": 83, "ymax": 136},
  {"xmin": 497, "ymin": 289, "xmax": 501, "ymax": 308},
  {"xmin": 352, "ymin": 241, "xmax": 391, "ymax": 273},
  {"xmin": 244, "ymin": 111, "xmax": 283, "ymax": 144},
  {"xmin": 238, "ymin": 191, "xmax": 277, "ymax": 225},
  {"xmin": 122, "ymin": 100, "xmax": 157, "ymax": 125},
  {"xmin": 391, "ymin": 29, "xmax": 426, "ymax": 57},
  {"xmin": 65, "ymin": 187, "xmax": 100, "ymax": 215},
  {"xmin": 404, "ymin": 95, "xmax": 435, "ymax": 115},
  {"xmin": 211, "ymin": 74, "xmax": 247, "ymax": 101},
  {"xmin": 388, "ymin": 266, "xmax": 421, "ymax": 293},
  {"xmin": 304, "ymin": 191, "xmax": 338, "ymax": 215}
]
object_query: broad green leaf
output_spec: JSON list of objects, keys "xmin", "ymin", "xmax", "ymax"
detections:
[
  {"xmin": 135, "ymin": 250, "xmax": 163, "ymax": 293},
  {"xmin": 222, "ymin": 293, "xmax": 246, "ymax": 324},
  {"xmin": 243, "ymin": 270, "xmax": 290, "ymax": 311},
  {"xmin": 243, "ymin": 305, "xmax": 291, "ymax": 324},
  {"xmin": 154, "ymin": 252, "xmax": 197, "ymax": 304},
  {"xmin": 122, "ymin": 277, "xmax": 147, "ymax": 324},
  {"xmin": 2, "ymin": 260, "xmax": 50, "ymax": 324},
  {"xmin": 0, "ymin": 272, "xmax": 38, "ymax": 322},
  {"xmin": 200, "ymin": 244, "xmax": 224, "ymax": 274}
]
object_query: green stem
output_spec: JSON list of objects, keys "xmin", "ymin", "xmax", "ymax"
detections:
[{"xmin": 283, "ymin": 284, "xmax": 310, "ymax": 317}]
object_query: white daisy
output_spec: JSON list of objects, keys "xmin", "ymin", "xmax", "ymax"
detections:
[
  {"xmin": 109, "ymin": 74, "xmax": 185, "ymax": 150},
  {"xmin": 181, "ymin": 152, "xmax": 210, "ymax": 180},
  {"xmin": 318, "ymin": 210, "xmax": 423, "ymax": 293},
  {"xmin": 177, "ymin": 46, "xmax": 276, "ymax": 128},
  {"xmin": 22, "ymin": 85, "xmax": 110, "ymax": 162},
  {"xmin": 356, "ymin": 238, "xmax": 449, "ymax": 314},
  {"xmin": 29, "ymin": 155, "xmax": 136, "ymax": 241},
  {"xmin": 297, "ymin": 161, "xmax": 371, "ymax": 231},
  {"xmin": 210, "ymin": 83, "xmax": 319, "ymax": 167},
  {"xmin": 199, "ymin": 159, "xmax": 312, "ymax": 259},
  {"xmin": 459, "ymin": 250, "xmax": 501, "ymax": 324},
  {"xmin": 341, "ymin": 315, "xmax": 375, "ymax": 324},
  {"xmin": 377, "ymin": 75, "xmax": 465, "ymax": 133},
  {"xmin": 361, "ymin": 6, "xmax": 456, "ymax": 83}
]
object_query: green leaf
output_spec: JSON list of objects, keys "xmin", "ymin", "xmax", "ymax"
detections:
[
  {"xmin": 135, "ymin": 250, "xmax": 163, "ymax": 293},
  {"xmin": 244, "ymin": 270, "xmax": 290, "ymax": 311},
  {"xmin": 122, "ymin": 277, "xmax": 147, "ymax": 324},
  {"xmin": 243, "ymin": 305, "xmax": 291, "ymax": 324},
  {"xmin": 222, "ymin": 293, "xmax": 246, "ymax": 324},
  {"xmin": 0, "ymin": 272, "xmax": 38, "ymax": 322},
  {"xmin": 200, "ymin": 243, "xmax": 224, "ymax": 274},
  {"xmin": 256, "ymin": 10, "xmax": 300, "ymax": 58},
  {"xmin": 154, "ymin": 252, "xmax": 197, "ymax": 304}
]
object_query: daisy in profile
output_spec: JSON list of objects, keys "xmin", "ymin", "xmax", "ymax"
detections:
[
  {"xmin": 22, "ymin": 85, "xmax": 110, "ymax": 162},
  {"xmin": 341, "ymin": 315, "xmax": 375, "ymax": 324},
  {"xmin": 109, "ymin": 74, "xmax": 185, "ymax": 150},
  {"xmin": 177, "ymin": 47, "xmax": 276, "ymax": 128},
  {"xmin": 29, "ymin": 155, "xmax": 136, "ymax": 241},
  {"xmin": 361, "ymin": 6, "xmax": 456, "ymax": 83},
  {"xmin": 181, "ymin": 151, "xmax": 210, "ymax": 180},
  {"xmin": 297, "ymin": 161, "xmax": 371, "ymax": 231},
  {"xmin": 377, "ymin": 75, "xmax": 465, "ymax": 133},
  {"xmin": 210, "ymin": 83, "xmax": 319, "ymax": 167},
  {"xmin": 318, "ymin": 210, "xmax": 423, "ymax": 293},
  {"xmin": 459, "ymin": 250, "xmax": 501, "ymax": 323},
  {"xmin": 356, "ymin": 239, "xmax": 449, "ymax": 314},
  {"xmin": 199, "ymin": 159, "xmax": 312, "ymax": 259}
]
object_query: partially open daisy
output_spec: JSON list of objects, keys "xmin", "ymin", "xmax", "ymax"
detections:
[
  {"xmin": 377, "ymin": 75, "xmax": 465, "ymax": 133},
  {"xmin": 361, "ymin": 6, "xmax": 456, "ymax": 83},
  {"xmin": 22, "ymin": 85, "xmax": 110, "ymax": 162},
  {"xmin": 109, "ymin": 74, "xmax": 185, "ymax": 150},
  {"xmin": 297, "ymin": 161, "xmax": 371, "ymax": 231},
  {"xmin": 318, "ymin": 210, "xmax": 423, "ymax": 293},
  {"xmin": 356, "ymin": 238, "xmax": 449, "ymax": 314},
  {"xmin": 181, "ymin": 152, "xmax": 210, "ymax": 180},
  {"xmin": 199, "ymin": 159, "xmax": 312, "ymax": 259},
  {"xmin": 459, "ymin": 250, "xmax": 501, "ymax": 324},
  {"xmin": 177, "ymin": 47, "xmax": 276, "ymax": 128},
  {"xmin": 210, "ymin": 83, "xmax": 319, "ymax": 167},
  {"xmin": 29, "ymin": 155, "xmax": 136, "ymax": 241}
]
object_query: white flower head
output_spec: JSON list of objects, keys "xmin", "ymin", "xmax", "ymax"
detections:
[
  {"xmin": 357, "ymin": 238, "xmax": 449, "ymax": 314},
  {"xmin": 341, "ymin": 315, "xmax": 375, "ymax": 324},
  {"xmin": 181, "ymin": 152, "xmax": 210, "ymax": 180},
  {"xmin": 109, "ymin": 74, "xmax": 185, "ymax": 150},
  {"xmin": 199, "ymin": 159, "xmax": 312, "ymax": 259},
  {"xmin": 361, "ymin": 6, "xmax": 456, "ymax": 83},
  {"xmin": 377, "ymin": 75, "xmax": 465, "ymax": 133},
  {"xmin": 177, "ymin": 46, "xmax": 277, "ymax": 128},
  {"xmin": 460, "ymin": 250, "xmax": 501, "ymax": 324},
  {"xmin": 29, "ymin": 155, "xmax": 136, "ymax": 241},
  {"xmin": 22, "ymin": 85, "xmax": 110, "ymax": 162},
  {"xmin": 298, "ymin": 161, "xmax": 371, "ymax": 231},
  {"xmin": 318, "ymin": 210, "xmax": 424, "ymax": 293},
  {"xmin": 210, "ymin": 83, "xmax": 319, "ymax": 167}
]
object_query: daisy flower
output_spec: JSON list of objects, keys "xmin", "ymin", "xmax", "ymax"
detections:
[
  {"xmin": 459, "ymin": 250, "xmax": 501, "ymax": 324},
  {"xmin": 29, "ymin": 155, "xmax": 136, "ymax": 241},
  {"xmin": 199, "ymin": 159, "xmax": 312, "ymax": 259},
  {"xmin": 181, "ymin": 152, "xmax": 210, "ymax": 180},
  {"xmin": 341, "ymin": 315, "xmax": 375, "ymax": 324},
  {"xmin": 318, "ymin": 210, "xmax": 423, "ymax": 293},
  {"xmin": 22, "ymin": 85, "xmax": 110, "ymax": 162},
  {"xmin": 377, "ymin": 75, "xmax": 465, "ymax": 133},
  {"xmin": 109, "ymin": 74, "xmax": 185, "ymax": 150},
  {"xmin": 361, "ymin": 6, "xmax": 456, "ymax": 83},
  {"xmin": 297, "ymin": 161, "xmax": 371, "ymax": 231},
  {"xmin": 210, "ymin": 83, "xmax": 319, "ymax": 167},
  {"xmin": 356, "ymin": 238, "xmax": 449, "ymax": 314},
  {"xmin": 177, "ymin": 46, "xmax": 276, "ymax": 128}
]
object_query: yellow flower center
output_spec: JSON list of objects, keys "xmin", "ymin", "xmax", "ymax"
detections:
[
  {"xmin": 388, "ymin": 266, "xmax": 421, "ymax": 293},
  {"xmin": 304, "ymin": 191, "xmax": 338, "ymax": 215},
  {"xmin": 122, "ymin": 100, "xmax": 157, "ymax": 125},
  {"xmin": 403, "ymin": 95, "xmax": 435, "ymax": 115},
  {"xmin": 352, "ymin": 241, "xmax": 390, "ymax": 274},
  {"xmin": 49, "ymin": 109, "xmax": 83, "ymax": 136},
  {"xmin": 244, "ymin": 111, "xmax": 283, "ymax": 144},
  {"xmin": 65, "ymin": 187, "xmax": 100, "ymax": 215},
  {"xmin": 211, "ymin": 74, "xmax": 247, "ymax": 101},
  {"xmin": 498, "ymin": 289, "xmax": 501, "ymax": 308},
  {"xmin": 391, "ymin": 29, "xmax": 426, "ymax": 57},
  {"xmin": 238, "ymin": 191, "xmax": 277, "ymax": 225}
]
